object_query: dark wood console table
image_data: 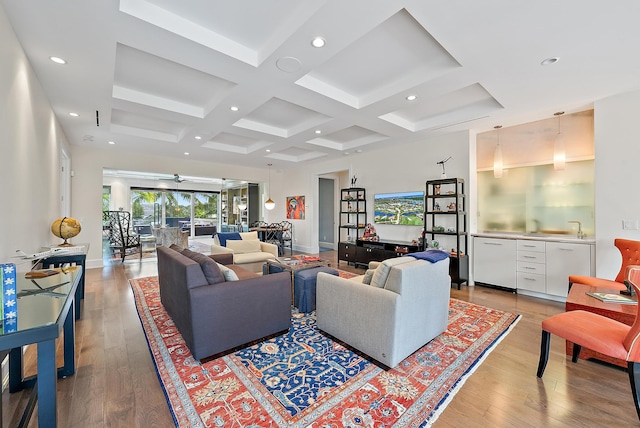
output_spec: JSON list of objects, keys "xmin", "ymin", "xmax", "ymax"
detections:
[{"xmin": 338, "ymin": 239, "xmax": 421, "ymax": 268}]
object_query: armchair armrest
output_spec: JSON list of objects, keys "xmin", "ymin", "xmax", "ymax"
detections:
[
  {"xmin": 210, "ymin": 244, "xmax": 234, "ymax": 255},
  {"xmin": 260, "ymin": 241, "xmax": 279, "ymax": 258}
]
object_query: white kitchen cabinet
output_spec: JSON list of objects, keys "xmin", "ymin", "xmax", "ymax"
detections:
[
  {"xmin": 516, "ymin": 239, "xmax": 546, "ymax": 292},
  {"xmin": 545, "ymin": 241, "xmax": 593, "ymax": 297},
  {"xmin": 473, "ymin": 237, "xmax": 517, "ymax": 289}
]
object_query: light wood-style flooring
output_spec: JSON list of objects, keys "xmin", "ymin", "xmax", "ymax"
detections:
[{"xmin": 3, "ymin": 248, "xmax": 639, "ymax": 427}]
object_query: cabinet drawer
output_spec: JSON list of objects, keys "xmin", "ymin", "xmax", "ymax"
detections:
[
  {"xmin": 517, "ymin": 272, "xmax": 546, "ymax": 293},
  {"xmin": 517, "ymin": 251, "xmax": 545, "ymax": 263},
  {"xmin": 517, "ymin": 240, "xmax": 545, "ymax": 252},
  {"xmin": 517, "ymin": 261, "xmax": 546, "ymax": 275}
]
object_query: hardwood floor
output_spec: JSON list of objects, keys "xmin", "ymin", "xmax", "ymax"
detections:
[{"xmin": 4, "ymin": 249, "xmax": 639, "ymax": 427}]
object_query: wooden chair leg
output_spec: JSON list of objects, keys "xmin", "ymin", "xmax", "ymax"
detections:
[
  {"xmin": 571, "ymin": 343, "xmax": 582, "ymax": 363},
  {"xmin": 628, "ymin": 362, "xmax": 640, "ymax": 421},
  {"xmin": 537, "ymin": 330, "xmax": 550, "ymax": 377}
]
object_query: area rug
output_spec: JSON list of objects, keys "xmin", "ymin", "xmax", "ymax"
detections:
[{"xmin": 130, "ymin": 276, "xmax": 520, "ymax": 427}]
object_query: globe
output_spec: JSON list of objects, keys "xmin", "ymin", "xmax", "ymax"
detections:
[{"xmin": 51, "ymin": 217, "xmax": 82, "ymax": 246}]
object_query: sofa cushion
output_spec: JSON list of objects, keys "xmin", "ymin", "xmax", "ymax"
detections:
[
  {"xmin": 362, "ymin": 269, "xmax": 375, "ymax": 285},
  {"xmin": 370, "ymin": 256, "xmax": 416, "ymax": 288},
  {"xmin": 215, "ymin": 232, "xmax": 242, "ymax": 246},
  {"xmin": 215, "ymin": 262, "xmax": 239, "ymax": 281},
  {"xmin": 169, "ymin": 244, "xmax": 184, "ymax": 252},
  {"xmin": 240, "ymin": 231, "xmax": 259, "ymax": 241},
  {"xmin": 227, "ymin": 239, "xmax": 261, "ymax": 254},
  {"xmin": 181, "ymin": 248, "xmax": 225, "ymax": 285}
]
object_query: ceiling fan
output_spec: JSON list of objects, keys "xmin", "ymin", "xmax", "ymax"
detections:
[{"xmin": 160, "ymin": 173, "xmax": 187, "ymax": 183}]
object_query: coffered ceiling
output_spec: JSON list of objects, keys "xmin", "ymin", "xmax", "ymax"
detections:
[{"xmin": 3, "ymin": 1, "xmax": 640, "ymax": 170}]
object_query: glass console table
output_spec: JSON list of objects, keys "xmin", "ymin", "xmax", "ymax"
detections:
[{"xmin": 3, "ymin": 265, "xmax": 82, "ymax": 428}]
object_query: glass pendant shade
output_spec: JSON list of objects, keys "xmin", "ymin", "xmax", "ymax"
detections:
[
  {"xmin": 553, "ymin": 112, "xmax": 566, "ymax": 171},
  {"xmin": 493, "ymin": 125, "xmax": 503, "ymax": 179},
  {"xmin": 264, "ymin": 198, "xmax": 275, "ymax": 210},
  {"xmin": 493, "ymin": 144, "xmax": 503, "ymax": 178}
]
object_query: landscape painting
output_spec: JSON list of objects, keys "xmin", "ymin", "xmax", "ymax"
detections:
[{"xmin": 374, "ymin": 191, "xmax": 424, "ymax": 225}]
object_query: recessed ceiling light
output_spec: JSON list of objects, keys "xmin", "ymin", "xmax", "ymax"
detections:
[
  {"xmin": 49, "ymin": 56, "xmax": 67, "ymax": 64},
  {"xmin": 195, "ymin": 135, "xmax": 202, "ymax": 140},
  {"xmin": 344, "ymin": 152, "xmax": 350, "ymax": 155},
  {"xmin": 230, "ymin": 106, "xmax": 239, "ymax": 112},
  {"xmin": 541, "ymin": 57, "xmax": 560, "ymax": 66},
  {"xmin": 315, "ymin": 129, "xmax": 321, "ymax": 134},
  {"xmin": 311, "ymin": 37, "xmax": 326, "ymax": 48},
  {"xmin": 356, "ymin": 149, "xmax": 363, "ymax": 153},
  {"xmin": 266, "ymin": 149, "xmax": 271, "ymax": 153},
  {"xmin": 108, "ymin": 141, "xmax": 115, "ymax": 145},
  {"xmin": 184, "ymin": 152, "xmax": 190, "ymax": 156},
  {"xmin": 69, "ymin": 112, "xmax": 79, "ymax": 117},
  {"xmin": 406, "ymin": 95, "xmax": 417, "ymax": 101}
]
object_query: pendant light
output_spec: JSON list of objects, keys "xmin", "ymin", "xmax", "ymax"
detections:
[
  {"xmin": 553, "ymin": 111, "xmax": 566, "ymax": 171},
  {"xmin": 265, "ymin": 163, "xmax": 275, "ymax": 210},
  {"xmin": 493, "ymin": 125, "xmax": 503, "ymax": 179}
]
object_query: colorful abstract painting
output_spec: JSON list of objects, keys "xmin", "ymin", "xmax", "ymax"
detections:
[{"xmin": 286, "ymin": 195, "xmax": 305, "ymax": 219}]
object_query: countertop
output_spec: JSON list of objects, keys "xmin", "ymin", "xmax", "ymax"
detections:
[{"xmin": 472, "ymin": 232, "xmax": 595, "ymax": 244}]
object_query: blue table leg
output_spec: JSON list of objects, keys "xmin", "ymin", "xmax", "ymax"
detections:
[
  {"xmin": 37, "ymin": 339, "xmax": 57, "ymax": 427},
  {"xmin": 9, "ymin": 347, "xmax": 23, "ymax": 393},
  {"xmin": 60, "ymin": 300, "xmax": 75, "ymax": 378}
]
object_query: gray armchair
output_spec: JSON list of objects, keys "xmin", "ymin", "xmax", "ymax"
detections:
[{"xmin": 316, "ymin": 256, "xmax": 451, "ymax": 368}]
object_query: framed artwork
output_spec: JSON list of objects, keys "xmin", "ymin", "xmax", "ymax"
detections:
[{"xmin": 286, "ymin": 195, "xmax": 305, "ymax": 219}]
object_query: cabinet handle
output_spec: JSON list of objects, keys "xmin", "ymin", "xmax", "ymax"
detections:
[
  {"xmin": 523, "ymin": 255, "xmax": 536, "ymax": 259},
  {"xmin": 558, "ymin": 248, "xmax": 574, "ymax": 252},
  {"xmin": 483, "ymin": 242, "xmax": 503, "ymax": 246},
  {"xmin": 522, "ymin": 245, "xmax": 536, "ymax": 248},
  {"xmin": 523, "ymin": 277, "xmax": 537, "ymax": 281},
  {"xmin": 523, "ymin": 266, "xmax": 536, "ymax": 270}
]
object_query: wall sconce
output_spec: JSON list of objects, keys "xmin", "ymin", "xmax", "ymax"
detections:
[
  {"xmin": 554, "ymin": 111, "xmax": 566, "ymax": 171},
  {"xmin": 264, "ymin": 163, "xmax": 275, "ymax": 210},
  {"xmin": 493, "ymin": 125, "xmax": 503, "ymax": 178}
]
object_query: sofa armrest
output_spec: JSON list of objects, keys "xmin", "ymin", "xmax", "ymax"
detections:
[
  {"xmin": 316, "ymin": 273, "xmax": 398, "ymax": 354},
  {"xmin": 208, "ymin": 253, "xmax": 233, "ymax": 265},
  {"xmin": 260, "ymin": 241, "xmax": 279, "ymax": 258},
  {"xmin": 210, "ymin": 244, "xmax": 234, "ymax": 255}
]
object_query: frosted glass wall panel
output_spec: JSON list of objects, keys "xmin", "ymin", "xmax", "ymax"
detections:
[{"xmin": 478, "ymin": 160, "xmax": 594, "ymax": 236}]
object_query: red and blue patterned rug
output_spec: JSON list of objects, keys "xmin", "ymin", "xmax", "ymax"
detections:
[{"xmin": 130, "ymin": 276, "xmax": 520, "ymax": 427}]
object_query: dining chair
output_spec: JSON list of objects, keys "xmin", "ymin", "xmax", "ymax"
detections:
[
  {"xmin": 569, "ymin": 238, "xmax": 640, "ymax": 291},
  {"xmin": 279, "ymin": 221, "xmax": 293, "ymax": 256},
  {"xmin": 537, "ymin": 265, "xmax": 640, "ymax": 420}
]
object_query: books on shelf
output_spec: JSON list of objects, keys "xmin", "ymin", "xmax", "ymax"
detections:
[{"xmin": 586, "ymin": 291, "xmax": 637, "ymax": 304}]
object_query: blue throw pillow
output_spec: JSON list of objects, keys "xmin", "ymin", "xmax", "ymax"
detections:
[
  {"xmin": 216, "ymin": 232, "xmax": 241, "ymax": 247},
  {"xmin": 408, "ymin": 250, "xmax": 449, "ymax": 263}
]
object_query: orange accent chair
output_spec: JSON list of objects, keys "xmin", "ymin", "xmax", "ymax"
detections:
[
  {"xmin": 569, "ymin": 238, "xmax": 640, "ymax": 291},
  {"xmin": 537, "ymin": 265, "xmax": 640, "ymax": 420}
]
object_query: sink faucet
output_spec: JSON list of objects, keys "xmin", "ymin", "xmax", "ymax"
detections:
[{"xmin": 568, "ymin": 220, "xmax": 585, "ymax": 239}]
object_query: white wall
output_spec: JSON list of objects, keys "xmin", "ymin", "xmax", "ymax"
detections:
[
  {"xmin": 0, "ymin": 7, "xmax": 71, "ymax": 267},
  {"xmin": 593, "ymin": 89, "xmax": 640, "ymax": 278},
  {"xmin": 272, "ymin": 131, "xmax": 472, "ymax": 254}
]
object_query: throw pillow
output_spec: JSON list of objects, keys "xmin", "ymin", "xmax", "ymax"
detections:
[
  {"xmin": 181, "ymin": 249, "xmax": 225, "ymax": 285},
  {"xmin": 410, "ymin": 250, "xmax": 449, "ymax": 263},
  {"xmin": 362, "ymin": 269, "xmax": 375, "ymax": 285},
  {"xmin": 216, "ymin": 262, "xmax": 239, "ymax": 281},
  {"xmin": 240, "ymin": 231, "xmax": 259, "ymax": 241},
  {"xmin": 226, "ymin": 239, "xmax": 261, "ymax": 254},
  {"xmin": 169, "ymin": 244, "xmax": 184, "ymax": 252},
  {"xmin": 215, "ymin": 232, "xmax": 242, "ymax": 247},
  {"xmin": 370, "ymin": 256, "xmax": 416, "ymax": 288}
]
